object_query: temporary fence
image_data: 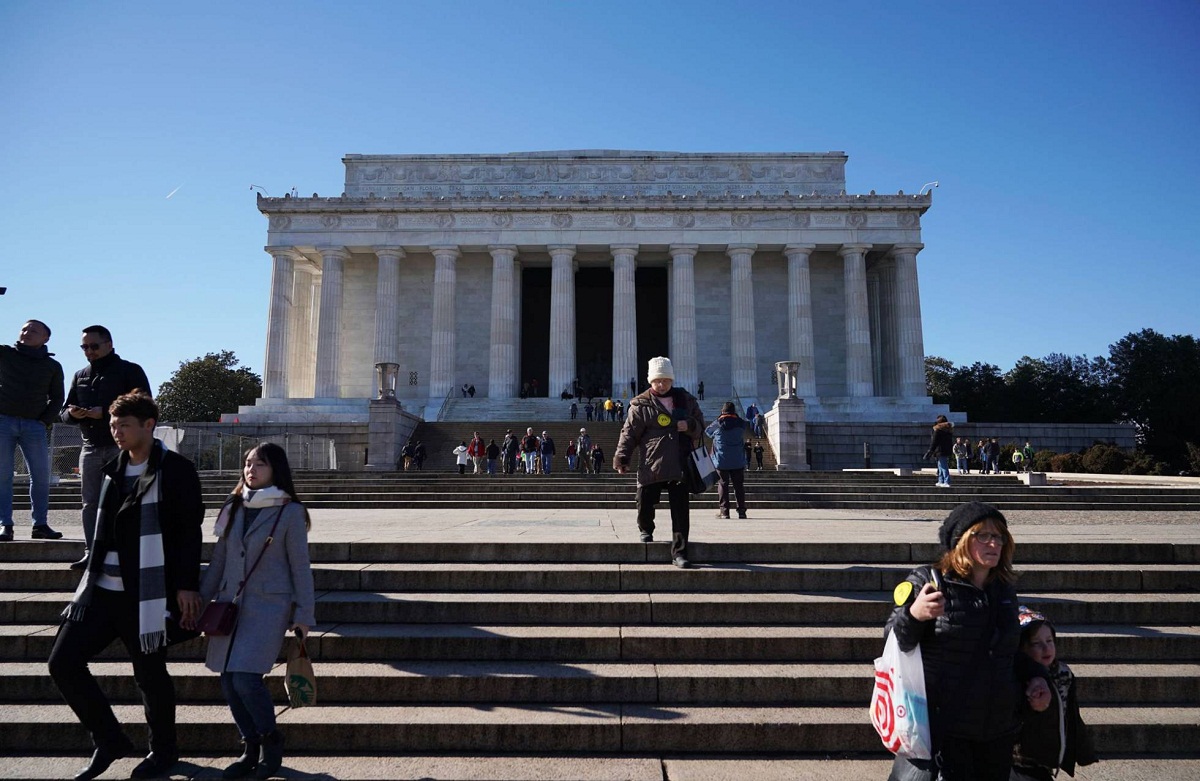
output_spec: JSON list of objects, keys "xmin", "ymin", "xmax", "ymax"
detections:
[{"xmin": 12, "ymin": 425, "xmax": 343, "ymax": 478}]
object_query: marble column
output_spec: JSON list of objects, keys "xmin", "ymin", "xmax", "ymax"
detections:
[
  {"xmin": 373, "ymin": 247, "xmax": 404, "ymax": 366},
  {"xmin": 610, "ymin": 244, "xmax": 638, "ymax": 397},
  {"xmin": 488, "ymin": 245, "xmax": 519, "ymax": 398},
  {"xmin": 727, "ymin": 243, "xmax": 758, "ymax": 397},
  {"xmin": 287, "ymin": 264, "xmax": 315, "ymax": 398},
  {"xmin": 783, "ymin": 244, "xmax": 818, "ymax": 397},
  {"xmin": 891, "ymin": 243, "xmax": 927, "ymax": 398},
  {"xmin": 262, "ymin": 247, "xmax": 296, "ymax": 399},
  {"xmin": 548, "ymin": 245, "xmax": 577, "ymax": 398},
  {"xmin": 314, "ymin": 246, "xmax": 348, "ymax": 398},
  {"xmin": 428, "ymin": 245, "xmax": 460, "ymax": 400},
  {"xmin": 668, "ymin": 244, "xmax": 699, "ymax": 391},
  {"xmin": 840, "ymin": 243, "xmax": 874, "ymax": 397}
]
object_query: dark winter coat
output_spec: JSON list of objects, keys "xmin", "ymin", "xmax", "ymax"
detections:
[
  {"xmin": 885, "ymin": 565, "xmax": 1043, "ymax": 749},
  {"xmin": 97, "ymin": 444, "xmax": 204, "ymax": 620},
  {"xmin": 615, "ymin": 386, "xmax": 705, "ymax": 486},
  {"xmin": 925, "ymin": 421, "xmax": 955, "ymax": 459},
  {"xmin": 0, "ymin": 343, "xmax": 64, "ymax": 425},
  {"xmin": 60, "ymin": 352, "xmax": 151, "ymax": 447},
  {"xmin": 1012, "ymin": 661, "xmax": 1097, "ymax": 777},
  {"xmin": 705, "ymin": 414, "xmax": 748, "ymax": 470}
]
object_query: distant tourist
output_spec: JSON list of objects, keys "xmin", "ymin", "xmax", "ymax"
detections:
[
  {"xmin": 61, "ymin": 325, "xmax": 151, "ymax": 568},
  {"xmin": 953, "ymin": 437, "xmax": 969, "ymax": 475},
  {"xmin": 569, "ymin": 401, "xmax": 578, "ymax": 420},
  {"xmin": 977, "ymin": 438, "xmax": 989, "ymax": 474},
  {"xmin": 615, "ymin": 356, "xmax": 705, "ymax": 569},
  {"xmin": 0, "ymin": 319, "xmax": 65, "ymax": 542},
  {"xmin": 590, "ymin": 443, "xmax": 604, "ymax": 474},
  {"xmin": 925, "ymin": 414, "xmax": 955, "ymax": 488},
  {"xmin": 453, "ymin": 441, "xmax": 469, "ymax": 475},
  {"xmin": 467, "ymin": 384, "xmax": 476, "ymax": 398},
  {"xmin": 461, "ymin": 382, "xmax": 469, "ymax": 398},
  {"xmin": 753, "ymin": 441, "xmax": 765, "ymax": 472},
  {"xmin": 577, "ymin": 428, "xmax": 593, "ymax": 474},
  {"xmin": 565, "ymin": 439, "xmax": 578, "ymax": 471},
  {"xmin": 413, "ymin": 441, "xmax": 426, "ymax": 471},
  {"xmin": 987, "ymin": 437, "xmax": 1001, "ymax": 474},
  {"xmin": 520, "ymin": 428, "xmax": 540, "ymax": 474},
  {"xmin": 199, "ymin": 442, "xmax": 314, "ymax": 781},
  {"xmin": 697, "ymin": 380, "xmax": 704, "ymax": 400},
  {"xmin": 467, "ymin": 431, "xmax": 486, "ymax": 475},
  {"xmin": 1022, "ymin": 441, "xmax": 1036, "ymax": 474},
  {"xmin": 706, "ymin": 401, "xmax": 749, "ymax": 519},
  {"xmin": 539, "ymin": 431, "xmax": 555, "ymax": 474},
  {"xmin": 486, "ymin": 439, "xmax": 500, "ymax": 476},
  {"xmin": 584, "ymin": 401, "xmax": 593, "ymax": 421},
  {"xmin": 502, "ymin": 430, "xmax": 518, "ymax": 475},
  {"xmin": 399, "ymin": 441, "xmax": 415, "ymax": 471}
]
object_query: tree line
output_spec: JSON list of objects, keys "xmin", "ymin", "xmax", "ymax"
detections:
[{"xmin": 925, "ymin": 329, "xmax": 1200, "ymax": 473}]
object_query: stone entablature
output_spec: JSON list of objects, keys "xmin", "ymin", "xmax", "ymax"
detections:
[{"xmin": 342, "ymin": 150, "xmax": 849, "ymax": 199}]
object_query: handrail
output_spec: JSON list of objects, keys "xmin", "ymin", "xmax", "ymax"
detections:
[{"xmin": 434, "ymin": 383, "xmax": 456, "ymax": 422}]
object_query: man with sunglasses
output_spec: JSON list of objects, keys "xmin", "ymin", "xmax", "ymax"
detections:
[
  {"xmin": 0, "ymin": 319, "xmax": 65, "ymax": 542},
  {"xmin": 61, "ymin": 325, "xmax": 150, "ymax": 569}
]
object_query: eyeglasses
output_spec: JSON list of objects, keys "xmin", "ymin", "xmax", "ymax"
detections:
[
  {"xmin": 80, "ymin": 343, "xmax": 106, "ymax": 351},
  {"xmin": 971, "ymin": 532, "xmax": 1005, "ymax": 545}
]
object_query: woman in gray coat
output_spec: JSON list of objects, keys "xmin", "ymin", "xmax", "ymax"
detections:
[{"xmin": 199, "ymin": 443, "xmax": 315, "ymax": 779}]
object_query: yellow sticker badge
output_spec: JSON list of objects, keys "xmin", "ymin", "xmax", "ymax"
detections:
[
  {"xmin": 893, "ymin": 581, "xmax": 914, "ymax": 606},
  {"xmin": 657, "ymin": 413, "xmax": 672, "ymax": 428}
]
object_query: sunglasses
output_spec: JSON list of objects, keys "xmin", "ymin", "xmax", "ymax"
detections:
[{"xmin": 80, "ymin": 343, "xmax": 107, "ymax": 351}]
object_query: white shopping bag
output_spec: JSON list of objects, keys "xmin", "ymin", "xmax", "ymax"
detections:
[{"xmin": 869, "ymin": 631, "xmax": 932, "ymax": 759}]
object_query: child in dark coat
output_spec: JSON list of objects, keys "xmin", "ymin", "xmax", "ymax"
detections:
[{"xmin": 1010, "ymin": 607, "xmax": 1098, "ymax": 780}]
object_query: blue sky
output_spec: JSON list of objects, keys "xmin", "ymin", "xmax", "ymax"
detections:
[{"xmin": 2, "ymin": 1, "xmax": 1197, "ymax": 392}]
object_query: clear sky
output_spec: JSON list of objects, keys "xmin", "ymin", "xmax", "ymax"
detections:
[{"xmin": 2, "ymin": 1, "xmax": 1197, "ymax": 392}]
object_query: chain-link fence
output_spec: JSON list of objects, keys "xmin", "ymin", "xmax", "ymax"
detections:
[{"xmin": 11, "ymin": 425, "xmax": 343, "ymax": 478}]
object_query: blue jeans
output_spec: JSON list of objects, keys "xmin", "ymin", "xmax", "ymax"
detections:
[
  {"xmin": 936, "ymin": 457, "xmax": 950, "ymax": 485},
  {"xmin": 540, "ymin": 454, "xmax": 552, "ymax": 474},
  {"xmin": 220, "ymin": 671, "xmax": 276, "ymax": 739},
  {"xmin": 0, "ymin": 414, "xmax": 51, "ymax": 528}
]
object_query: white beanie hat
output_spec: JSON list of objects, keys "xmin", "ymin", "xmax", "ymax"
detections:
[{"xmin": 647, "ymin": 356, "xmax": 675, "ymax": 383}]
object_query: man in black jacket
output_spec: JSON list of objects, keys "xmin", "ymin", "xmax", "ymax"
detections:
[
  {"xmin": 49, "ymin": 391, "xmax": 203, "ymax": 781},
  {"xmin": 61, "ymin": 325, "xmax": 151, "ymax": 569},
  {"xmin": 0, "ymin": 319, "xmax": 65, "ymax": 541}
]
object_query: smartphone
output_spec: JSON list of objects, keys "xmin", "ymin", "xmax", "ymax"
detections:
[{"xmin": 928, "ymin": 569, "xmax": 942, "ymax": 592}]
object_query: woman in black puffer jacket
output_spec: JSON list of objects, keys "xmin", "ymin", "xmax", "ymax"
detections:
[{"xmin": 885, "ymin": 502, "xmax": 1051, "ymax": 781}]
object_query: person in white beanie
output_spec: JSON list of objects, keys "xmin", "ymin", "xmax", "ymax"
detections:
[{"xmin": 614, "ymin": 356, "xmax": 705, "ymax": 568}]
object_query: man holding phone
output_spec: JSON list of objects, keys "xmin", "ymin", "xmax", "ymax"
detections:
[{"xmin": 60, "ymin": 325, "xmax": 150, "ymax": 569}]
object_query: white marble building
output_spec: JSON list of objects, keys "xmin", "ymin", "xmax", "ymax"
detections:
[{"xmin": 231, "ymin": 150, "xmax": 951, "ymax": 424}]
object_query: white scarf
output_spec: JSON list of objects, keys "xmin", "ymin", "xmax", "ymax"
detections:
[{"xmin": 213, "ymin": 486, "xmax": 290, "ymax": 537}]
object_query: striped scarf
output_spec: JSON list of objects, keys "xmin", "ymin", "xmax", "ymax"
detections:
[{"xmin": 63, "ymin": 440, "xmax": 169, "ymax": 654}]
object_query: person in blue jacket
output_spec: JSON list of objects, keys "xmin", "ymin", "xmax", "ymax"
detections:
[{"xmin": 705, "ymin": 401, "xmax": 749, "ymax": 519}]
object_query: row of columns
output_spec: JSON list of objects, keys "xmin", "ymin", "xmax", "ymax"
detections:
[{"xmin": 261, "ymin": 241, "xmax": 926, "ymax": 402}]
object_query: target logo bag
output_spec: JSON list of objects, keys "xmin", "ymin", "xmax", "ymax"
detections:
[{"xmin": 869, "ymin": 631, "xmax": 932, "ymax": 759}]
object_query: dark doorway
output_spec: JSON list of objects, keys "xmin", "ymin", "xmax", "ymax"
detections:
[
  {"xmin": 635, "ymin": 267, "xmax": 669, "ymax": 393},
  {"xmin": 575, "ymin": 267, "xmax": 613, "ymax": 398},
  {"xmin": 520, "ymin": 268, "xmax": 550, "ymax": 396}
]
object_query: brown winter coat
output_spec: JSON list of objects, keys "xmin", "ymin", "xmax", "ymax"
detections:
[{"xmin": 614, "ymin": 387, "xmax": 705, "ymax": 486}]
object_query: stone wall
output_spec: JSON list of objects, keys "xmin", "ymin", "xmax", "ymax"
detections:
[{"xmin": 806, "ymin": 421, "xmax": 1137, "ymax": 471}]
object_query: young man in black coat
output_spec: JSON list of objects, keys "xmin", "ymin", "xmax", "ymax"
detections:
[{"xmin": 49, "ymin": 391, "xmax": 203, "ymax": 781}]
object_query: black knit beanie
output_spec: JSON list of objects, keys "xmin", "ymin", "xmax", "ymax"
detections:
[{"xmin": 938, "ymin": 501, "xmax": 1007, "ymax": 550}]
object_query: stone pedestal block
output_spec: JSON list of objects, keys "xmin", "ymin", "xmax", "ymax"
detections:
[
  {"xmin": 366, "ymin": 399, "xmax": 417, "ymax": 471},
  {"xmin": 766, "ymin": 397, "xmax": 808, "ymax": 471}
]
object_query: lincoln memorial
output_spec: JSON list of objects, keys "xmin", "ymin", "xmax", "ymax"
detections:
[{"xmin": 232, "ymin": 150, "xmax": 950, "ymax": 429}]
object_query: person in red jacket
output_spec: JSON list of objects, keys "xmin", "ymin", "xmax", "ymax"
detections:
[{"xmin": 466, "ymin": 431, "xmax": 486, "ymax": 475}]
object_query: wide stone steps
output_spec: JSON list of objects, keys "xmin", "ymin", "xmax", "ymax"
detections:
[
  {"xmin": 6, "ymin": 703, "xmax": 1200, "ymax": 755},
  {"xmin": 3, "ymin": 540, "xmax": 1197, "ymax": 767},
  {"xmin": 4, "ymin": 660, "xmax": 1198, "ymax": 705},
  {"xmin": 7, "ymin": 562, "xmax": 1199, "ymax": 593}
]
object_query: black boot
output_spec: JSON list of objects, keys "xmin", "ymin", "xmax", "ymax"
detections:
[
  {"xmin": 222, "ymin": 738, "xmax": 261, "ymax": 779},
  {"xmin": 255, "ymin": 730, "xmax": 284, "ymax": 779}
]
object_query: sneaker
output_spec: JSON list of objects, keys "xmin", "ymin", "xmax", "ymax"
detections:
[
  {"xmin": 737, "ymin": 511, "xmax": 747, "ymax": 519},
  {"xmin": 672, "ymin": 555, "xmax": 692, "ymax": 569},
  {"xmin": 639, "ymin": 532, "xmax": 652, "ymax": 543},
  {"xmin": 0, "ymin": 527, "xmax": 13, "ymax": 542},
  {"xmin": 31, "ymin": 525, "xmax": 63, "ymax": 540},
  {"xmin": 716, "ymin": 511, "xmax": 729, "ymax": 519},
  {"xmin": 938, "ymin": 483, "xmax": 951, "ymax": 489}
]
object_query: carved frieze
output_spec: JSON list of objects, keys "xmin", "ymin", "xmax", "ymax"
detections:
[
  {"xmin": 898, "ymin": 212, "xmax": 920, "ymax": 228},
  {"xmin": 846, "ymin": 213, "xmax": 867, "ymax": 229}
]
